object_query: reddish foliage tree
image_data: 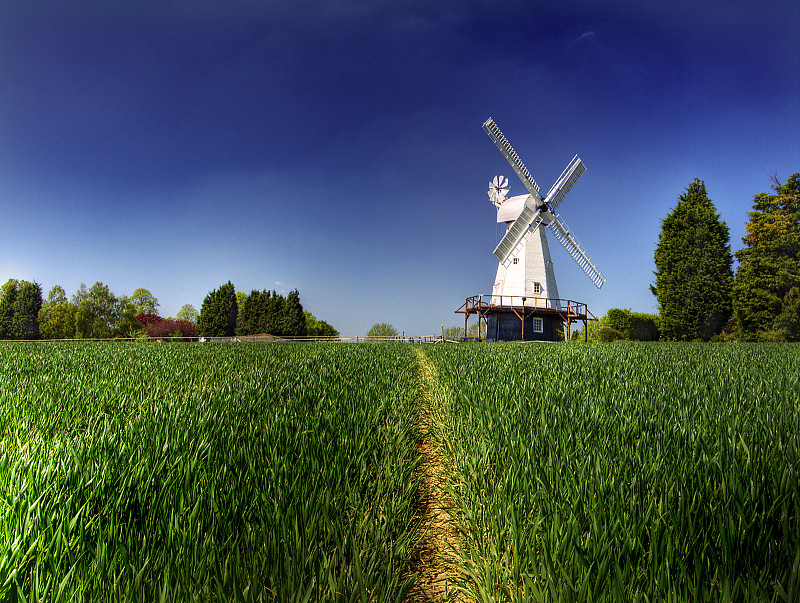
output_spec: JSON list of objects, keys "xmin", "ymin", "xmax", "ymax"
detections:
[
  {"xmin": 146, "ymin": 319, "xmax": 199, "ymax": 341},
  {"xmin": 135, "ymin": 313, "xmax": 162, "ymax": 328}
]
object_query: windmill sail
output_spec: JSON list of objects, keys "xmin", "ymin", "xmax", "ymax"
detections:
[
  {"xmin": 546, "ymin": 214, "xmax": 606, "ymax": 289},
  {"xmin": 484, "ymin": 117, "xmax": 606, "ymax": 289},
  {"xmin": 483, "ymin": 118, "xmax": 542, "ymax": 203},
  {"xmin": 493, "ymin": 203, "xmax": 542, "ymax": 265},
  {"xmin": 544, "ymin": 155, "xmax": 585, "ymax": 211}
]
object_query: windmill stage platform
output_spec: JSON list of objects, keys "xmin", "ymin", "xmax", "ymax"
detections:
[{"xmin": 456, "ymin": 294, "xmax": 597, "ymax": 342}]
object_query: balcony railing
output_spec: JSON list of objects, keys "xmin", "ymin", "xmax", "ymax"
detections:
[{"xmin": 456, "ymin": 294, "xmax": 594, "ymax": 320}]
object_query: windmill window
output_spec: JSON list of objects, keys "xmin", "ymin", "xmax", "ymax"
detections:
[
  {"xmin": 534, "ymin": 282, "xmax": 541, "ymax": 294},
  {"xmin": 512, "ymin": 258, "xmax": 519, "ymax": 265},
  {"xmin": 533, "ymin": 317, "xmax": 544, "ymax": 333}
]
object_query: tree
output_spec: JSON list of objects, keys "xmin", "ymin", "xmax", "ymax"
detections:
[
  {"xmin": 733, "ymin": 173, "xmax": 800, "ymax": 341},
  {"xmin": 0, "ymin": 279, "xmax": 43, "ymax": 339},
  {"xmin": 467, "ymin": 321, "xmax": 487, "ymax": 340},
  {"xmin": 72, "ymin": 282, "xmax": 119, "ymax": 339},
  {"xmin": 176, "ymin": 304, "xmax": 199, "ymax": 324},
  {"xmin": 0, "ymin": 279, "xmax": 19, "ymax": 339},
  {"xmin": 12, "ymin": 280, "xmax": 43, "ymax": 340},
  {"xmin": 443, "ymin": 325, "xmax": 464, "ymax": 340},
  {"xmin": 146, "ymin": 319, "xmax": 199, "ymax": 341},
  {"xmin": 115, "ymin": 295, "xmax": 140, "ymax": 337},
  {"xmin": 570, "ymin": 314, "xmax": 609, "ymax": 342},
  {"xmin": 366, "ymin": 323, "xmax": 398, "ymax": 340},
  {"xmin": 304, "ymin": 311, "xmax": 339, "ymax": 337},
  {"xmin": 651, "ymin": 179, "xmax": 734, "ymax": 340},
  {"xmin": 135, "ymin": 313, "xmax": 163, "ymax": 329},
  {"xmin": 38, "ymin": 285, "xmax": 75, "ymax": 339},
  {"xmin": 236, "ymin": 290, "xmax": 262, "ymax": 336},
  {"xmin": 235, "ymin": 291, "xmax": 248, "ymax": 332},
  {"xmin": 262, "ymin": 291, "xmax": 284, "ymax": 335},
  {"xmin": 130, "ymin": 288, "xmax": 159, "ymax": 315},
  {"xmin": 234, "ymin": 289, "xmax": 294, "ymax": 336},
  {"xmin": 282, "ymin": 289, "xmax": 306, "ymax": 336},
  {"xmin": 197, "ymin": 282, "xmax": 237, "ymax": 337}
]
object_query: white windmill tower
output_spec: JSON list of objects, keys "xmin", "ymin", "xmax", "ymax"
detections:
[{"xmin": 459, "ymin": 118, "xmax": 605, "ymax": 341}]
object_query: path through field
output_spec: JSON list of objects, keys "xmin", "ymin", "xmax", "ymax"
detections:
[{"xmin": 406, "ymin": 348, "xmax": 463, "ymax": 602}]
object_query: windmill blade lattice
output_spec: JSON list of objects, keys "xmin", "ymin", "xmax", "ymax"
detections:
[
  {"xmin": 483, "ymin": 118, "xmax": 542, "ymax": 203},
  {"xmin": 547, "ymin": 214, "xmax": 606, "ymax": 288},
  {"xmin": 544, "ymin": 155, "xmax": 586, "ymax": 211}
]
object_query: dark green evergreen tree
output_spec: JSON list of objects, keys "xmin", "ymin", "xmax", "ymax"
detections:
[
  {"xmin": 651, "ymin": 179, "xmax": 734, "ymax": 340},
  {"xmin": 282, "ymin": 289, "xmax": 307, "ymax": 336},
  {"xmin": 237, "ymin": 289, "xmax": 275, "ymax": 336},
  {"xmin": 733, "ymin": 173, "xmax": 800, "ymax": 341},
  {"xmin": 197, "ymin": 281, "xmax": 237, "ymax": 336},
  {"xmin": 261, "ymin": 291, "xmax": 284, "ymax": 335},
  {"xmin": 235, "ymin": 290, "xmax": 257, "ymax": 336},
  {"xmin": 251, "ymin": 290, "xmax": 269, "ymax": 335}
]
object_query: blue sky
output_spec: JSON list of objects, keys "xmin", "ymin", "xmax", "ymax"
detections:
[{"xmin": 1, "ymin": 0, "xmax": 798, "ymax": 336}]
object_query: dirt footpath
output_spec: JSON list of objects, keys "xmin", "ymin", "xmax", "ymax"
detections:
[{"xmin": 406, "ymin": 349, "xmax": 463, "ymax": 602}]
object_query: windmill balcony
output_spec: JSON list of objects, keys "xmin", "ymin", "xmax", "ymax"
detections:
[
  {"xmin": 458, "ymin": 294, "xmax": 591, "ymax": 316},
  {"xmin": 456, "ymin": 294, "xmax": 597, "ymax": 342}
]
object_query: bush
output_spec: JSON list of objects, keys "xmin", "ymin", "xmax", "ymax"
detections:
[
  {"xmin": 603, "ymin": 309, "xmax": 660, "ymax": 341},
  {"xmin": 598, "ymin": 327, "xmax": 625, "ymax": 342},
  {"xmin": 629, "ymin": 312, "xmax": 660, "ymax": 341},
  {"xmin": 606, "ymin": 308, "xmax": 631, "ymax": 335},
  {"xmin": 757, "ymin": 330, "xmax": 787, "ymax": 342}
]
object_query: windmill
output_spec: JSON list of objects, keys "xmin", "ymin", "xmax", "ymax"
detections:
[{"xmin": 457, "ymin": 118, "xmax": 604, "ymax": 341}]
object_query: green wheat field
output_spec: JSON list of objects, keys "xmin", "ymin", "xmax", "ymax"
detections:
[{"xmin": 1, "ymin": 342, "xmax": 798, "ymax": 601}]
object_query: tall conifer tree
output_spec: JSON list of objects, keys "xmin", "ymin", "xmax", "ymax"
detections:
[
  {"xmin": 733, "ymin": 173, "xmax": 800, "ymax": 341},
  {"xmin": 262, "ymin": 291, "xmax": 284, "ymax": 335},
  {"xmin": 197, "ymin": 281, "xmax": 237, "ymax": 337},
  {"xmin": 282, "ymin": 289, "xmax": 306, "ymax": 336},
  {"xmin": 651, "ymin": 179, "xmax": 734, "ymax": 340}
]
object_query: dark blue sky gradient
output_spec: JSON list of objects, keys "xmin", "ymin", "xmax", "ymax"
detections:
[{"xmin": 2, "ymin": 1, "xmax": 798, "ymax": 335}]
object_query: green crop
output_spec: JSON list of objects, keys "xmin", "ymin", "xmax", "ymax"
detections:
[
  {"xmin": 1, "ymin": 342, "xmax": 422, "ymax": 601},
  {"xmin": 423, "ymin": 342, "xmax": 800, "ymax": 601},
  {"xmin": 2, "ymin": 341, "xmax": 798, "ymax": 601}
]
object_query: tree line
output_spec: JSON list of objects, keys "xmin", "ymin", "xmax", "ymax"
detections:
[
  {"xmin": 195, "ymin": 282, "xmax": 337, "ymax": 338},
  {"xmin": 650, "ymin": 174, "xmax": 799, "ymax": 341},
  {"xmin": 0, "ymin": 280, "xmax": 338, "ymax": 340},
  {"xmin": 572, "ymin": 173, "xmax": 799, "ymax": 342}
]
